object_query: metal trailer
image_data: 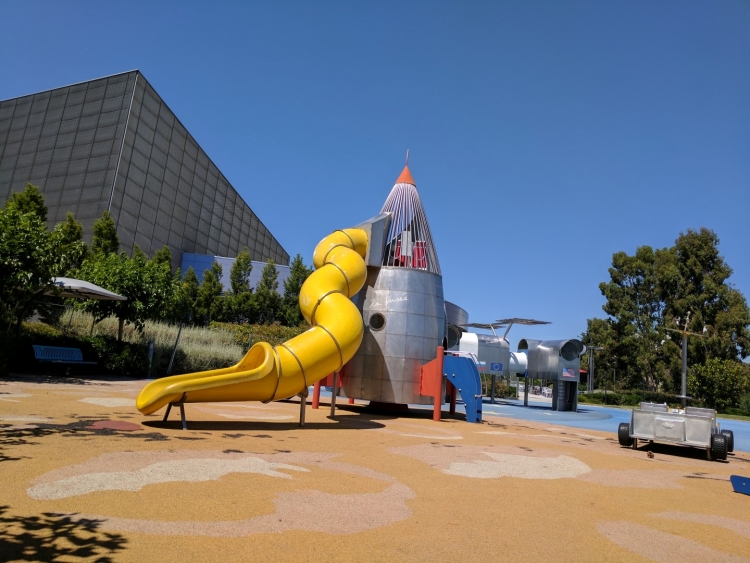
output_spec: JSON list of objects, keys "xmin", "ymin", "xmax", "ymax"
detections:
[{"xmin": 617, "ymin": 403, "xmax": 735, "ymax": 461}]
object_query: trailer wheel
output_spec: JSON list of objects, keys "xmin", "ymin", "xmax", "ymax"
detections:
[
  {"xmin": 710, "ymin": 434, "xmax": 727, "ymax": 461},
  {"xmin": 618, "ymin": 423, "xmax": 633, "ymax": 447},
  {"xmin": 720, "ymin": 429, "xmax": 734, "ymax": 453}
]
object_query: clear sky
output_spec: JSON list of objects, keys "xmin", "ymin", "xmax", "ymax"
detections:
[{"xmin": 2, "ymin": 1, "xmax": 748, "ymax": 346}]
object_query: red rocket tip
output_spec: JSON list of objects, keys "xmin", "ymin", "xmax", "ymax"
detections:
[{"xmin": 395, "ymin": 165, "xmax": 415, "ymax": 186}]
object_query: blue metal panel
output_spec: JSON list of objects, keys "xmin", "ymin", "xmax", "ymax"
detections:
[{"xmin": 443, "ymin": 355, "xmax": 483, "ymax": 423}]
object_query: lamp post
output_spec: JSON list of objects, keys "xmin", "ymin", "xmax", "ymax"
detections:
[
  {"xmin": 586, "ymin": 346, "xmax": 603, "ymax": 393},
  {"xmin": 665, "ymin": 312, "xmax": 705, "ymax": 409}
]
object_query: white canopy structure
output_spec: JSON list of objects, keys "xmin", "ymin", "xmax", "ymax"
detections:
[{"xmin": 48, "ymin": 277, "xmax": 127, "ymax": 301}]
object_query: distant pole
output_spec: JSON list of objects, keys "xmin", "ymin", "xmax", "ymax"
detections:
[
  {"xmin": 586, "ymin": 346, "xmax": 603, "ymax": 393},
  {"xmin": 681, "ymin": 332, "xmax": 688, "ymax": 408},
  {"xmin": 167, "ymin": 322, "xmax": 183, "ymax": 376},
  {"xmin": 146, "ymin": 340, "xmax": 154, "ymax": 378}
]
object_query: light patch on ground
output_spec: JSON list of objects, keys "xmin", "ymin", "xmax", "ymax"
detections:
[
  {"xmin": 597, "ymin": 521, "xmax": 750, "ymax": 563},
  {"xmin": 654, "ymin": 512, "xmax": 750, "ymax": 539},
  {"xmin": 377, "ymin": 421, "xmax": 463, "ymax": 441},
  {"xmin": 0, "ymin": 393, "xmax": 31, "ymax": 403},
  {"xmin": 399, "ymin": 434, "xmax": 462, "ymax": 440},
  {"xmin": 579, "ymin": 469, "xmax": 686, "ymax": 489},
  {"xmin": 71, "ymin": 483, "xmax": 414, "ymax": 537},
  {"xmin": 194, "ymin": 407, "xmax": 293, "ymax": 420},
  {"xmin": 444, "ymin": 452, "xmax": 591, "ymax": 479},
  {"xmin": 34, "ymin": 451, "xmax": 415, "ymax": 537},
  {"xmin": 79, "ymin": 398, "xmax": 134, "ymax": 407},
  {"xmin": 0, "ymin": 416, "xmax": 52, "ymax": 423},
  {"xmin": 391, "ymin": 443, "xmax": 591, "ymax": 480},
  {"xmin": 27, "ymin": 456, "xmax": 309, "ymax": 500}
]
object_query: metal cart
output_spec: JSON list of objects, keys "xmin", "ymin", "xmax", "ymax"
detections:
[{"xmin": 618, "ymin": 402, "xmax": 734, "ymax": 461}]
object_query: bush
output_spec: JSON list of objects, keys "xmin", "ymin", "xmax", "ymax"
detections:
[
  {"xmin": 211, "ymin": 321, "xmax": 307, "ymax": 348},
  {"xmin": 481, "ymin": 376, "xmax": 513, "ymax": 399},
  {"xmin": 578, "ymin": 390, "xmax": 679, "ymax": 408},
  {"xmin": 688, "ymin": 359, "xmax": 749, "ymax": 412},
  {"xmin": 86, "ymin": 337, "xmax": 149, "ymax": 377},
  {"xmin": 741, "ymin": 393, "xmax": 750, "ymax": 413}
]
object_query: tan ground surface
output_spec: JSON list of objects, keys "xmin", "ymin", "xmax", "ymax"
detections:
[{"xmin": 1, "ymin": 374, "xmax": 749, "ymax": 562}]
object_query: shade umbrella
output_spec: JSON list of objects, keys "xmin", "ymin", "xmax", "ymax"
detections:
[{"xmin": 48, "ymin": 277, "xmax": 127, "ymax": 301}]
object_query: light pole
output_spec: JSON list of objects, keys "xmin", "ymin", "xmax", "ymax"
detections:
[
  {"xmin": 586, "ymin": 346, "xmax": 603, "ymax": 393},
  {"xmin": 665, "ymin": 312, "xmax": 705, "ymax": 409}
]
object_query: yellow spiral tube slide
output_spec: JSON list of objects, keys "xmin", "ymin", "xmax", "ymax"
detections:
[{"xmin": 135, "ymin": 228, "xmax": 368, "ymax": 416}]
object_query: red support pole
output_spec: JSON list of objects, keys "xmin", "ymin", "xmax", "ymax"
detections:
[
  {"xmin": 312, "ymin": 380, "xmax": 321, "ymax": 409},
  {"xmin": 432, "ymin": 346, "xmax": 444, "ymax": 421}
]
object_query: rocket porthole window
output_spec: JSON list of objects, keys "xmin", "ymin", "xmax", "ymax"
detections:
[{"xmin": 369, "ymin": 313, "xmax": 386, "ymax": 331}]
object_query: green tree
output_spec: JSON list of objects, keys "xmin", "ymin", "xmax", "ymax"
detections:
[
  {"xmin": 167, "ymin": 266, "xmax": 200, "ymax": 325},
  {"xmin": 281, "ymin": 254, "xmax": 312, "ymax": 326},
  {"xmin": 254, "ymin": 260, "xmax": 282, "ymax": 324},
  {"xmin": 229, "ymin": 248, "xmax": 252, "ymax": 295},
  {"xmin": 0, "ymin": 205, "xmax": 58, "ymax": 333},
  {"xmin": 152, "ymin": 245, "xmax": 173, "ymax": 271},
  {"xmin": 221, "ymin": 249, "xmax": 258, "ymax": 324},
  {"xmin": 579, "ymin": 317, "xmax": 617, "ymax": 391},
  {"xmin": 658, "ymin": 228, "xmax": 750, "ymax": 369},
  {"xmin": 688, "ymin": 358, "xmax": 750, "ymax": 411},
  {"xmin": 195, "ymin": 262, "xmax": 224, "ymax": 325},
  {"xmin": 583, "ymin": 228, "xmax": 750, "ymax": 395},
  {"xmin": 53, "ymin": 212, "xmax": 88, "ymax": 272},
  {"xmin": 91, "ymin": 210, "xmax": 119, "ymax": 255},
  {"xmin": 6, "ymin": 183, "xmax": 47, "ymax": 223},
  {"xmin": 76, "ymin": 250, "xmax": 174, "ymax": 341}
]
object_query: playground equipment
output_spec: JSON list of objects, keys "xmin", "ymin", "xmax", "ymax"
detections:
[
  {"xmin": 137, "ymin": 162, "xmax": 588, "ymax": 426},
  {"xmin": 136, "ymin": 227, "xmax": 370, "ymax": 427},
  {"xmin": 340, "ymin": 165, "xmax": 447, "ymax": 406},
  {"xmin": 518, "ymin": 338, "xmax": 584, "ymax": 411},
  {"xmin": 618, "ymin": 403, "xmax": 734, "ymax": 461}
]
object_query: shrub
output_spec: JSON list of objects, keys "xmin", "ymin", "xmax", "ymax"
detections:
[
  {"xmin": 86, "ymin": 337, "xmax": 149, "ymax": 377},
  {"xmin": 578, "ymin": 391, "xmax": 679, "ymax": 408},
  {"xmin": 481, "ymin": 376, "xmax": 513, "ymax": 398},
  {"xmin": 688, "ymin": 359, "xmax": 749, "ymax": 412},
  {"xmin": 211, "ymin": 321, "xmax": 307, "ymax": 348}
]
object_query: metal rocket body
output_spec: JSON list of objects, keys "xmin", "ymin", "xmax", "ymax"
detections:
[{"xmin": 342, "ymin": 166, "xmax": 446, "ymax": 405}]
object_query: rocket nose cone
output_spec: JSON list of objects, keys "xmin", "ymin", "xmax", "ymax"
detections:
[{"xmin": 395, "ymin": 165, "xmax": 415, "ymax": 186}]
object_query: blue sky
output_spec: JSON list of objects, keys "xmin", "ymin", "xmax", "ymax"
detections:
[{"xmin": 2, "ymin": 1, "xmax": 748, "ymax": 346}]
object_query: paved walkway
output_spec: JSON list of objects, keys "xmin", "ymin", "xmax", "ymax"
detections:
[
  {"xmin": 2, "ymin": 376, "xmax": 748, "ymax": 563},
  {"xmin": 317, "ymin": 388, "xmax": 750, "ymax": 452}
]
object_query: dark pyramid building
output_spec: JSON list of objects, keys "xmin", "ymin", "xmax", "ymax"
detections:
[{"xmin": 0, "ymin": 70, "xmax": 289, "ymax": 268}]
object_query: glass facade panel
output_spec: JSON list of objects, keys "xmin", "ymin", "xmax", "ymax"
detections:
[{"xmin": 0, "ymin": 71, "xmax": 288, "ymax": 269}]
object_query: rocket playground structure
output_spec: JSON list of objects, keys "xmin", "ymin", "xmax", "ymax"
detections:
[{"xmin": 136, "ymin": 164, "xmax": 585, "ymax": 427}]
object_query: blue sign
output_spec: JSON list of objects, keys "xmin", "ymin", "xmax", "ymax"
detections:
[{"xmin": 490, "ymin": 362, "xmax": 502, "ymax": 371}]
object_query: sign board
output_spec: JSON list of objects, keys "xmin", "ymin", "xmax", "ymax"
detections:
[{"xmin": 490, "ymin": 363, "xmax": 502, "ymax": 371}]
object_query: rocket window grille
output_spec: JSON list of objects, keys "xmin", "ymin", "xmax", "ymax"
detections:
[{"xmin": 379, "ymin": 181, "xmax": 441, "ymax": 275}]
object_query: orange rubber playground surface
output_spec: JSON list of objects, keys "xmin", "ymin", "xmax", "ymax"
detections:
[{"xmin": 1, "ymin": 374, "xmax": 749, "ymax": 562}]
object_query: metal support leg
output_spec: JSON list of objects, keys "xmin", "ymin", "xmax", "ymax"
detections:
[
  {"xmin": 490, "ymin": 374, "xmax": 496, "ymax": 404},
  {"xmin": 299, "ymin": 392, "xmax": 307, "ymax": 427},
  {"xmin": 179, "ymin": 403, "xmax": 187, "ymax": 430},
  {"xmin": 329, "ymin": 371, "xmax": 338, "ymax": 417},
  {"xmin": 524, "ymin": 377, "xmax": 529, "ymax": 407},
  {"xmin": 312, "ymin": 380, "xmax": 321, "ymax": 409},
  {"xmin": 163, "ymin": 404, "xmax": 172, "ymax": 421}
]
